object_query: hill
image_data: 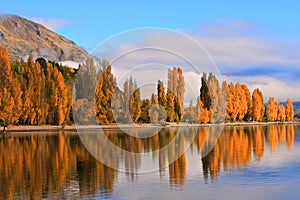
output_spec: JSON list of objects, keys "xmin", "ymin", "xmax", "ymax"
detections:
[{"xmin": 0, "ymin": 14, "xmax": 88, "ymax": 63}]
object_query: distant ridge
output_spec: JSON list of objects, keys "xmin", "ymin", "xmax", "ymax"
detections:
[
  {"xmin": 292, "ymin": 101, "xmax": 300, "ymax": 109},
  {"xmin": 0, "ymin": 14, "xmax": 88, "ymax": 63}
]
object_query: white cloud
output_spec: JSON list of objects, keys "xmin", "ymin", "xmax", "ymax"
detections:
[
  {"xmin": 29, "ymin": 17, "xmax": 70, "ymax": 31},
  {"xmin": 59, "ymin": 61, "xmax": 81, "ymax": 68},
  {"xmin": 91, "ymin": 19, "xmax": 300, "ymax": 102},
  {"xmin": 223, "ymin": 75, "xmax": 300, "ymax": 102}
]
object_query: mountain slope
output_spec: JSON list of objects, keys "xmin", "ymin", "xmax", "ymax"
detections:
[{"xmin": 0, "ymin": 14, "xmax": 88, "ymax": 62}]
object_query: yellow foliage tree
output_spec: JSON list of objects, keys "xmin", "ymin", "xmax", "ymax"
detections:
[
  {"xmin": 277, "ymin": 104, "xmax": 286, "ymax": 121},
  {"xmin": 241, "ymin": 84, "xmax": 252, "ymax": 121},
  {"xmin": 266, "ymin": 97, "xmax": 277, "ymax": 121},
  {"xmin": 0, "ymin": 48, "xmax": 22, "ymax": 131},
  {"xmin": 197, "ymin": 97, "xmax": 210, "ymax": 123},
  {"xmin": 285, "ymin": 98, "xmax": 294, "ymax": 121},
  {"xmin": 94, "ymin": 63, "xmax": 115, "ymax": 124},
  {"xmin": 252, "ymin": 89, "xmax": 264, "ymax": 121}
]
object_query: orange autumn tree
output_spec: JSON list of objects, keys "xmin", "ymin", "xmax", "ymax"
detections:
[
  {"xmin": 116, "ymin": 77, "xmax": 141, "ymax": 123},
  {"xmin": 94, "ymin": 62, "xmax": 115, "ymax": 124},
  {"xmin": 21, "ymin": 55, "xmax": 45, "ymax": 125},
  {"xmin": 45, "ymin": 64, "xmax": 71, "ymax": 125},
  {"xmin": 0, "ymin": 47, "xmax": 22, "ymax": 131},
  {"xmin": 252, "ymin": 88, "xmax": 264, "ymax": 121},
  {"xmin": 223, "ymin": 81, "xmax": 234, "ymax": 121},
  {"xmin": 157, "ymin": 80, "xmax": 166, "ymax": 107},
  {"xmin": 166, "ymin": 67, "xmax": 185, "ymax": 121},
  {"xmin": 129, "ymin": 87, "xmax": 141, "ymax": 123},
  {"xmin": 139, "ymin": 98, "xmax": 150, "ymax": 123},
  {"xmin": 55, "ymin": 67, "xmax": 71, "ymax": 125},
  {"xmin": 196, "ymin": 97, "xmax": 210, "ymax": 123},
  {"xmin": 166, "ymin": 89, "xmax": 176, "ymax": 122},
  {"xmin": 223, "ymin": 81, "xmax": 247, "ymax": 122},
  {"xmin": 1, "ymin": 45, "xmax": 297, "ymax": 126},
  {"xmin": 241, "ymin": 84, "xmax": 252, "ymax": 121},
  {"xmin": 235, "ymin": 83, "xmax": 248, "ymax": 121},
  {"xmin": 149, "ymin": 93, "xmax": 159, "ymax": 124},
  {"xmin": 266, "ymin": 97, "xmax": 277, "ymax": 121},
  {"xmin": 200, "ymin": 73, "xmax": 225, "ymax": 123},
  {"xmin": 277, "ymin": 104, "xmax": 286, "ymax": 121},
  {"xmin": 285, "ymin": 98, "xmax": 294, "ymax": 121}
]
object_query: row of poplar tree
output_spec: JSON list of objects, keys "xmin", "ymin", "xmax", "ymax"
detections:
[
  {"xmin": 73, "ymin": 56, "xmax": 294, "ymax": 125},
  {"xmin": 183, "ymin": 72, "xmax": 294, "ymax": 123},
  {"xmin": 0, "ymin": 48, "xmax": 73, "ymax": 128},
  {"xmin": 0, "ymin": 47, "xmax": 295, "ymax": 127},
  {"xmin": 72, "ymin": 58, "xmax": 186, "ymax": 124}
]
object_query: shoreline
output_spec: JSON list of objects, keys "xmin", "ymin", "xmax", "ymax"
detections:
[{"xmin": 2, "ymin": 121, "xmax": 300, "ymax": 133}]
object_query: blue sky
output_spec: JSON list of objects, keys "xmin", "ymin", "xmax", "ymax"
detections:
[
  {"xmin": 1, "ymin": 1, "xmax": 299, "ymax": 50},
  {"xmin": 1, "ymin": 1, "xmax": 300, "ymax": 101}
]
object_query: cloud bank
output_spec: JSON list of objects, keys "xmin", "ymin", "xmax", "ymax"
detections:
[
  {"xmin": 92, "ymin": 19, "xmax": 300, "ymax": 102},
  {"xmin": 188, "ymin": 18, "xmax": 300, "ymax": 101}
]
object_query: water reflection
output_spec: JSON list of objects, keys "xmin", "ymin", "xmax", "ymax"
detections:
[
  {"xmin": 199, "ymin": 125, "xmax": 295, "ymax": 181},
  {"xmin": 0, "ymin": 124, "xmax": 296, "ymax": 199}
]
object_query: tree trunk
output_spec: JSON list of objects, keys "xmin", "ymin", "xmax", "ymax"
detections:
[{"xmin": 2, "ymin": 125, "xmax": 7, "ymax": 133}]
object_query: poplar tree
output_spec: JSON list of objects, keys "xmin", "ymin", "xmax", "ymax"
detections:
[
  {"xmin": 0, "ymin": 48, "xmax": 22, "ymax": 130},
  {"xmin": 94, "ymin": 63, "xmax": 115, "ymax": 124},
  {"xmin": 285, "ymin": 98, "xmax": 294, "ymax": 121},
  {"xmin": 252, "ymin": 89, "xmax": 264, "ymax": 121},
  {"xmin": 129, "ymin": 88, "xmax": 141, "ymax": 123},
  {"xmin": 150, "ymin": 93, "xmax": 159, "ymax": 124},
  {"xmin": 266, "ymin": 97, "xmax": 276, "ymax": 121},
  {"xmin": 200, "ymin": 72, "xmax": 210, "ymax": 110},
  {"xmin": 235, "ymin": 83, "xmax": 247, "ymax": 121},
  {"xmin": 139, "ymin": 99, "xmax": 150, "ymax": 123},
  {"xmin": 277, "ymin": 104, "xmax": 286, "ymax": 121},
  {"xmin": 166, "ymin": 67, "xmax": 185, "ymax": 122},
  {"xmin": 241, "ymin": 84, "xmax": 252, "ymax": 121},
  {"xmin": 157, "ymin": 80, "xmax": 166, "ymax": 107},
  {"xmin": 196, "ymin": 97, "xmax": 210, "ymax": 123}
]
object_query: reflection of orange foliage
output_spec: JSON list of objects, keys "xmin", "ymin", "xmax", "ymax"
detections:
[
  {"xmin": 252, "ymin": 89, "xmax": 264, "ymax": 121},
  {"xmin": 208, "ymin": 145, "xmax": 220, "ymax": 176},
  {"xmin": 169, "ymin": 154, "xmax": 186, "ymax": 189},
  {"xmin": 266, "ymin": 125, "xmax": 295, "ymax": 151},
  {"xmin": 0, "ymin": 132, "xmax": 117, "ymax": 199},
  {"xmin": 200, "ymin": 124, "xmax": 295, "ymax": 180},
  {"xmin": 286, "ymin": 125, "xmax": 294, "ymax": 149},
  {"xmin": 267, "ymin": 125, "xmax": 278, "ymax": 151},
  {"xmin": 167, "ymin": 132, "xmax": 186, "ymax": 189},
  {"xmin": 253, "ymin": 126, "xmax": 264, "ymax": 160},
  {"xmin": 0, "ymin": 125, "xmax": 296, "ymax": 197},
  {"xmin": 194, "ymin": 127, "xmax": 209, "ymax": 153},
  {"xmin": 279, "ymin": 125, "xmax": 286, "ymax": 143},
  {"xmin": 221, "ymin": 127, "xmax": 251, "ymax": 170}
]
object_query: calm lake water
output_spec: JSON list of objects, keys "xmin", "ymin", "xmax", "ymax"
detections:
[{"xmin": 1, "ymin": 124, "xmax": 300, "ymax": 200}]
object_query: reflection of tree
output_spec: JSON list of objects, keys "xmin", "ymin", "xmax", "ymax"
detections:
[
  {"xmin": 0, "ymin": 125, "xmax": 296, "ymax": 198},
  {"xmin": 167, "ymin": 132, "xmax": 186, "ymax": 189},
  {"xmin": 200, "ymin": 125, "xmax": 295, "ymax": 181},
  {"xmin": 265, "ymin": 125, "xmax": 295, "ymax": 150},
  {"xmin": 202, "ymin": 144, "xmax": 220, "ymax": 179},
  {"xmin": 286, "ymin": 125, "xmax": 294, "ymax": 149},
  {"xmin": 0, "ymin": 132, "xmax": 75, "ymax": 199},
  {"xmin": 253, "ymin": 126, "xmax": 264, "ymax": 160},
  {"xmin": 169, "ymin": 154, "xmax": 186, "ymax": 189},
  {"xmin": 92, "ymin": 127, "xmax": 189, "ymax": 187},
  {"xmin": 75, "ymin": 139, "xmax": 115, "ymax": 197},
  {"xmin": 0, "ymin": 132, "xmax": 116, "ymax": 199}
]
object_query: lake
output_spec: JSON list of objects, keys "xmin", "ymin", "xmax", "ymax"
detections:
[{"xmin": 0, "ymin": 124, "xmax": 299, "ymax": 200}]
